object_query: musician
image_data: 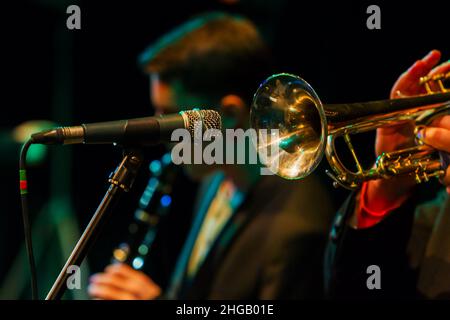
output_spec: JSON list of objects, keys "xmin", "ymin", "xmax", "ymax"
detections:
[
  {"xmin": 88, "ymin": 12, "xmax": 334, "ymax": 300},
  {"xmin": 325, "ymin": 50, "xmax": 450, "ymax": 299}
]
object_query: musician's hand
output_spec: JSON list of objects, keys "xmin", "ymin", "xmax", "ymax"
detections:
[
  {"xmin": 363, "ymin": 50, "xmax": 450, "ymax": 215},
  {"xmin": 376, "ymin": 50, "xmax": 443, "ymax": 157},
  {"xmin": 88, "ymin": 263, "xmax": 161, "ymax": 300},
  {"xmin": 420, "ymin": 115, "xmax": 450, "ymax": 194}
]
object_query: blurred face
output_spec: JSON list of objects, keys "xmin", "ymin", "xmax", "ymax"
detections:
[
  {"xmin": 150, "ymin": 74, "xmax": 179, "ymax": 115},
  {"xmin": 150, "ymin": 74, "xmax": 209, "ymax": 115},
  {"xmin": 149, "ymin": 74, "xmax": 221, "ymax": 180}
]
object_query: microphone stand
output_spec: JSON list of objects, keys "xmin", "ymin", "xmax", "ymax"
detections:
[{"xmin": 46, "ymin": 148, "xmax": 144, "ymax": 300}]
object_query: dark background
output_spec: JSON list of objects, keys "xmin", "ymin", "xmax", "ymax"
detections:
[{"xmin": 0, "ymin": 0, "xmax": 448, "ymax": 299}]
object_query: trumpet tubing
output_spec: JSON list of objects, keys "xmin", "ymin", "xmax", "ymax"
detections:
[{"xmin": 250, "ymin": 72, "xmax": 450, "ymax": 189}]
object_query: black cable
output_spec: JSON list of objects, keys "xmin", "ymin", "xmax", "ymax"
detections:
[{"xmin": 19, "ymin": 139, "xmax": 38, "ymax": 300}]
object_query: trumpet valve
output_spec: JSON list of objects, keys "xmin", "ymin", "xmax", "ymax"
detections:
[{"xmin": 420, "ymin": 72, "xmax": 450, "ymax": 93}]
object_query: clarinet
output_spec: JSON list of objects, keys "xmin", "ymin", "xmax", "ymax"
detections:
[{"xmin": 111, "ymin": 153, "xmax": 177, "ymax": 270}]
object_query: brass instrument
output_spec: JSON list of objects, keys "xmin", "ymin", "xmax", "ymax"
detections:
[
  {"xmin": 112, "ymin": 153, "xmax": 178, "ymax": 269},
  {"xmin": 250, "ymin": 72, "xmax": 450, "ymax": 189}
]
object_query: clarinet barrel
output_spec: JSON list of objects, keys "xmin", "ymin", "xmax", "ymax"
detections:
[{"xmin": 111, "ymin": 153, "xmax": 177, "ymax": 270}]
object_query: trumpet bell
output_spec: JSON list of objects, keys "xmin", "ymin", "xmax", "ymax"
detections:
[{"xmin": 250, "ymin": 73, "xmax": 327, "ymax": 179}]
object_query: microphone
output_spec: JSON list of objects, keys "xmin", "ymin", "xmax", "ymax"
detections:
[{"xmin": 30, "ymin": 109, "xmax": 221, "ymax": 146}]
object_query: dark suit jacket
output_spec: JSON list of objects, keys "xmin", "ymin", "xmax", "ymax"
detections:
[
  {"xmin": 165, "ymin": 173, "xmax": 334, "ymax": 299},
  {"xmin": 325, "ymin": 181, "xmax": 450, "ymax": 299}
]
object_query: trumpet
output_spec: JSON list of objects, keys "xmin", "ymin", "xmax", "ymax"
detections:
[{"xmin": 250, "ymin": 72, "xmax": 450, "ymax": 189}]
